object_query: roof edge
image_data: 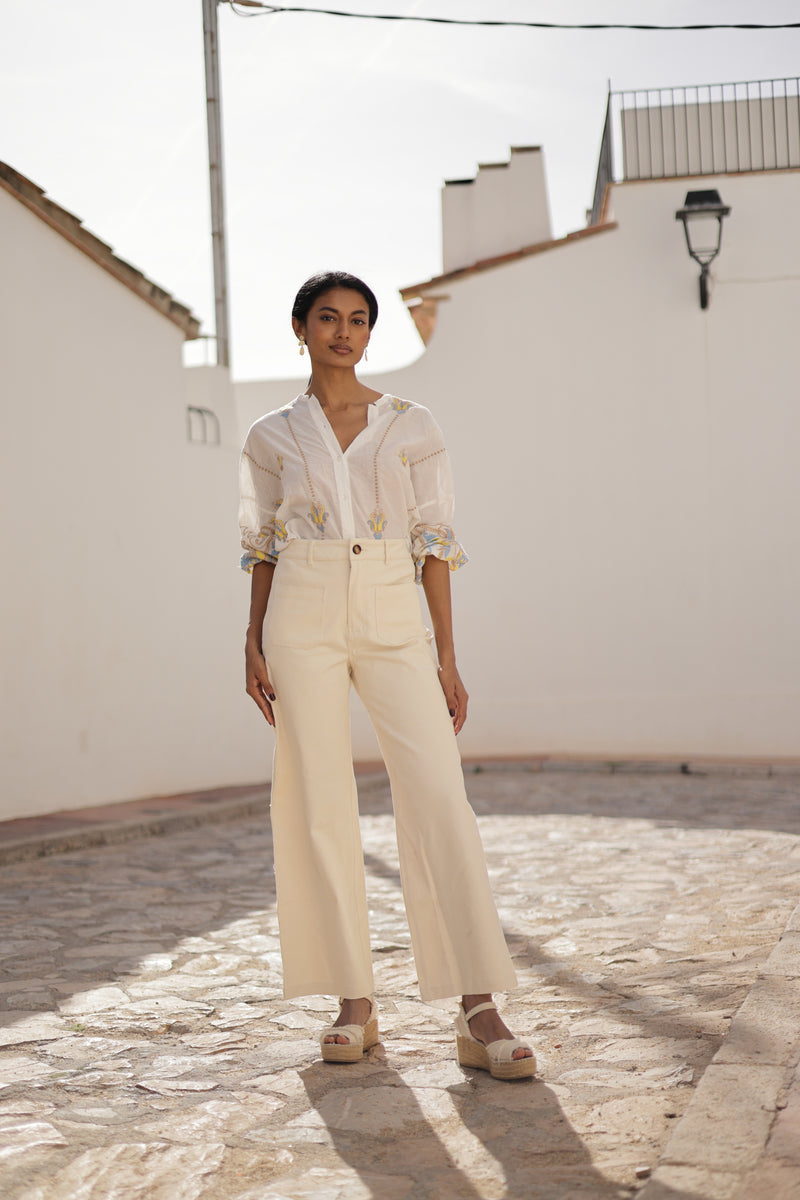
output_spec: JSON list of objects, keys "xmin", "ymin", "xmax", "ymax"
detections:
[
  {"xmin": 0, "ymin": 162, "xmax": 202, "ymax": 340},
  {"xmin": 400, "ymin": 221, "xmax": 618, "ymax": 298}
]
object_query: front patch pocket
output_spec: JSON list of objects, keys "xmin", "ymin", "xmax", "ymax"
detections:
[
  {"xmin": 265, "ymin": 584, "xmax": 325, "ymax": 647},
  {"xmin": 374, "ymin": 581, "xmax": 425, "ymax": 645}
]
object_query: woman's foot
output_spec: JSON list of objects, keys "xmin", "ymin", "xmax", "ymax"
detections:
[
  {"xmin": 461, "ymin": 993, "xmax": 533, "ymax": 1062},
  {"xmin": 319, "ymin": 996, "xmax": 379, "ymax": 1063},
  {"xmin": 323, "ymin": 997, "xmax": 373, "ymax": 1045},
  {"xmin": 456, "ymin": 995, "xmax": 536, "ymax": 1080}
]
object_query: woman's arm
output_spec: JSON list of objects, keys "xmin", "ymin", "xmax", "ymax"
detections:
[
  {"xmin": 421, "ymin": 556, "xmax": 469, "ymax": 734},
  {"xmin": 245, "ymin": 561, "xmax": 277, "ymax": 725}
]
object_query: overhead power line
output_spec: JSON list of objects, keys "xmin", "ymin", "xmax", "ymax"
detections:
[{"xmin": 228, "ymin": 2, "xmax": 800, "ymax": 31}]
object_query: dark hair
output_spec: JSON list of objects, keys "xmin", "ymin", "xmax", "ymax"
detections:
[{"xmin": 292, "ymin": 271, "xmax": 379, "ymax": 329}]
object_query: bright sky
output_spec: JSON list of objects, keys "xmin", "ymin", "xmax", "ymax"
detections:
[{"xmin": 3, "ymin": 1, "xmax": 799, "ymax": 379}]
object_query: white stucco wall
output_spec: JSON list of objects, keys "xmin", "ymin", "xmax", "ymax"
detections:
[
  {"xmin": 5, "ymin": 158, "xmax": 795, "ymax": 826},
  {"xmin": 0, "ymin": 191, "xmax": 268, "ymax": 821},
  {"xmin": 235, "ymin": 168, "xmax": 800, "ymax": 761}
]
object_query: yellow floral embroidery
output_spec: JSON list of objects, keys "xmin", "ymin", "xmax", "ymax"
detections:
[
  {"xmin": 273, "ymin": 519, "xmax": 288, "ymax": 543},
  {"xmin": 368, "ymin": 510, "xmax": 387, "ymax": 538},
  {"xmin": 277, "ymin": 454, "xmax": 284, "ymax": 472},
  {"xmin": 391, "ymin": 397, "xmax": 411, "ymax": 413},
  {"xmin": 241, "ymin": 550, "xmax": 271, "ymax": 573},
  {"xmin": 309, "ymin": 503, "xmax": 328, "ymax": 533},
  {"xmin": 398, "ymin": 448, "xmax": 408, "ymax": 466},
  {"xmin": 410, "ymin": 524, "xmax": 469, "ymax": 583}
]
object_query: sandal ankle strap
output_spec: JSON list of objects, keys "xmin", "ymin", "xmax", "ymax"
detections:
[{"xmin": 463, "ymin": 1001, "xmax": 498, "ymax": 1023}]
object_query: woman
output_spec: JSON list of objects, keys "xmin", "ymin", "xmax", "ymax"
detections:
[{"xmin": 240, "ymin": 271, "xmax": 534, "ymax": 1080}]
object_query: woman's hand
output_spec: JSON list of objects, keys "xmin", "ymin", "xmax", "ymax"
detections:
[
  {"xmin": 245, "ymin": 561, "xmax": 276, "ymax": 725},
  {"xmin": 246, "ymin": 642, "xmax": 276, "ymax": 726},
  {"xmin": 420, "ymin": 557, "xmax": 468, "ymax": 734},
  {"xmin": 437, "ymin": 661, "xmax": 469, "ymax": 734}
]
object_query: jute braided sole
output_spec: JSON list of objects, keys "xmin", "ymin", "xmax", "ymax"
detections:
[
  {"xmin": 320, "ymin": 1015, "xmax": 379, "ymax": 1063},
  {"xmin": 456, "ymin": 1034, "xmax": 537, "ymax": 1080}
]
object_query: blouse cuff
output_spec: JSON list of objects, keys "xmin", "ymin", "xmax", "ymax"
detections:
[
  {"xmin": 410, "ymin": 524, "xmax": 469, "ymax": 584},
  {"xmin": 240, "ymin": 549, "xmax": 278, "ymax": 574}
]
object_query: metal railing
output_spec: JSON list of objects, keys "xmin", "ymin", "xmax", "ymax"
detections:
[{"xmin": 590, "ymin": 77, "xmax": 800, "ymax": 221}]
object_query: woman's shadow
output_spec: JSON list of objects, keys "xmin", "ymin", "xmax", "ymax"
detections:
[{"xmin": 298, "ymin": 1045, "xmax": 629, "ymax": 1200}]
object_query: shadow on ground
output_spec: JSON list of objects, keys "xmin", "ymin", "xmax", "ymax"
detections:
[
  {"xmin": 362, "ymin": 766, "xmax": 800, "ymax": 836},
  {"xmin": 0, "ymin": 766, "xmax": 794, "ymax": 1198},
  {"xmin": 300, "ymin": 1055, "xmax": 634, "ymax": 1200}
]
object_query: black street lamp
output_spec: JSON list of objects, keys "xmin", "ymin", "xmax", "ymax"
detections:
[{"xmin": 675, "ymin": 189, "xmax": 731, "ymax": 310}]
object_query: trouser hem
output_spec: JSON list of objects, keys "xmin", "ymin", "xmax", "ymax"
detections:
[{"xmin": 283, "ymin": 979, "xmax": 376, "ymax": 1002}]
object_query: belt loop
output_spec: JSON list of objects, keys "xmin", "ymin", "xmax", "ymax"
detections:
[
  {"xmin": 308, "ymin": 541, "xmax": 315, "ymax": 564},
  {"xmin": 383, "ymin": 540, "xmax": 389, "ymax": 564}
]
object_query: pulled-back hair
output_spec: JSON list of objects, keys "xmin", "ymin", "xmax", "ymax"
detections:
[{"xmin": 292, "ymin": 271, "xmax": 379, "ymax": 328}]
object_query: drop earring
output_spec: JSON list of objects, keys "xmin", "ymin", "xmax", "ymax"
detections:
[
  {"xmin": 298, "ymin": 335, "xmax": 306, "ymax": 356},
  {"xmin": 364, "ymin": 346, "xmax": 369, "ymax": 362}
]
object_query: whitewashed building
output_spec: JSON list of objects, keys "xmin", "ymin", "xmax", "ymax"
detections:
[
  {"xmin": 2, "ymin": 77, "xmax": 798, "ymax": 823},
  {"xmin": 0, "ymin": 164, "xmax": 263, "ymax": 822},
  {"xmin": 238, "ymin": 79, "xmax": 800, "ymax": 765}
]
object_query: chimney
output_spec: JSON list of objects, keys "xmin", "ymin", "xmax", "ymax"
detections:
[{"xmin": 441, "ymin": 146, "xmax": 553, "ymax": 274}]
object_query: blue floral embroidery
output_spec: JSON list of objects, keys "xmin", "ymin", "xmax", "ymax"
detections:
[
  {"xmin": 241, "ymin": 549, "xmax": 277, "ymax": 573},
  {"xmin": 391, "ymin": 397, "xmax": 411, "ymax": 413},
  {"xmin": 367, "ymin": 510, "xmax": 387, "ymax": 539},
  {"xmin": 240, "ymin": 518, "xmax": 290, "ymax": 573},
  {"xmin": 410, "ymin": 524, "xmax": 469, "ymax": 583},
  {"xmin": 277, "ymin": 454, "xmax": 284, "ymax": 472},
  {"xmin": 309, "ymin": 503, "xmax": 328, "ymax": 534},
  {"xmin": 398, "ymin": 448, "xmax": 408, "ymax": 466}
]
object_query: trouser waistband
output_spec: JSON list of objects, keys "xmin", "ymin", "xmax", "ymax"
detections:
[{"xmin": 279, "ymin": 538, "xmax": 411, "ymax": 564}]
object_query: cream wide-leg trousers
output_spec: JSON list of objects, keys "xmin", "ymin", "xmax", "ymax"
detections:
[{"xmin": 263, "ymin": 538, "xmax": 517, "ymax": 1002}]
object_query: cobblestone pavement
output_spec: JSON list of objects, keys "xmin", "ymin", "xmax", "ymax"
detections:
[{"xmin": 1, "ymin": 766, "xmax": 800, "ymax": 1200}]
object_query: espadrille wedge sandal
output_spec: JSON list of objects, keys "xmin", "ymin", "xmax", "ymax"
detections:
[
  {"xmin": 455, "ymin": 1001, "xmax": 536, "ymax": 1081},
  {"xmin": 320, "ymin": 997, "xmax": 379, "ymax": 1064}
]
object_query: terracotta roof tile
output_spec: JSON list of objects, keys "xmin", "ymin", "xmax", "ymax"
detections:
[
  {"xmin": 0, "ymin": 161, "xmax": 201, "ymax": 339},
  {"xmin": 400, "ymin": 220, "xmax": 618, "ymax": 298}
]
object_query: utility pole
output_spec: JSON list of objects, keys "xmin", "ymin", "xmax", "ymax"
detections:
[{"xmin": 202, "ymin": 0, "xmax": 230, "ymax": 368}]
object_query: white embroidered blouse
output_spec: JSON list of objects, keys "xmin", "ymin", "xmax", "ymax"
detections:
[{"xmin": 239, "ymin": 393, "xmax": 468, "ymax": 583}]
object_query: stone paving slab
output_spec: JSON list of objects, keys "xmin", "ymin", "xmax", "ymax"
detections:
[
  {"xmin": 0, "ymin": 767, "xmax": 799, "ymax": 1199},
  {"xmin": 639, "ymin": 900, "xmax": 800, "ymax": 1200}
]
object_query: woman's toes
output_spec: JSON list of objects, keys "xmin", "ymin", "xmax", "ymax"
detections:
[{"xmin": 512, "ymin": 1046, "xmax": 533, "ymax": 1060}]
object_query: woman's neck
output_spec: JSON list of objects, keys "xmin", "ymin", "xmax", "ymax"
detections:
[{"xmin": 306, "ymin": 366, "xmax": 372, "ymax": 413}]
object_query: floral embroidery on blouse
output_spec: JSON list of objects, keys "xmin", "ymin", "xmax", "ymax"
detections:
[
  {"xmin": 240, "ymin": 517, "xmax": 288, "ymax": 572},
  {"xmin": 410, "ymin": 524, "xmax": 469, "ymax": 583},
  {"xmin": 309, "ymin": 503, "xmax": 329, "ymax": 534},
  {"xmin": 367, "ymin": 510, "xmax": 387, "ymax": 539},
  {"xmin": 240, "ymin": 549, "xmax": 272, "ymax": 573},
  {"xmin": 239, "ymin": 394, "xmax": 468, "ymax": 582}
]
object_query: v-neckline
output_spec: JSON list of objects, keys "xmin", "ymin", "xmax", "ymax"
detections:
[{"xmin": 308, "ymin": 393, "xmax": 387, "ymax": 456}]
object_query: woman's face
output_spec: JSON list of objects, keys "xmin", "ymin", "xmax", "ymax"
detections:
[{"xmin": 293, "ymin": 287, "xmax": 371, "ymax": 366}]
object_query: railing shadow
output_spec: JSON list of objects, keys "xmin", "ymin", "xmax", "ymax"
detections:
[{"xmin": 360, "ymin": 765, "xmax": 800, "ymax": 836}]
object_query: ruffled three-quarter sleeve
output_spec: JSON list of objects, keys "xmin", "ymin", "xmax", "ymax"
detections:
[
  {"xmin": 238, "ymin": 434, "xmax": 284, "ymax": 573},
  {"xmin": 407, "ymin": 413, "xmax": 468, "ymax": 584}
]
